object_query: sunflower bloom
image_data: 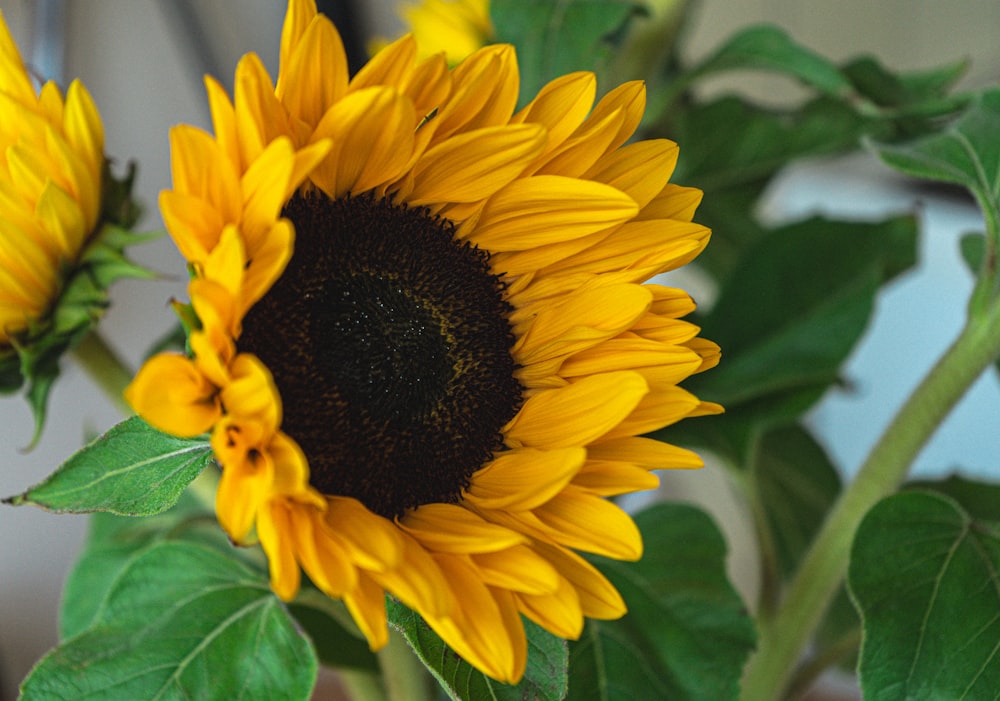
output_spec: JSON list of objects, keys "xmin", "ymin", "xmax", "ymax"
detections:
[
  {"xmin": 127, "ymin": 0, "xmax": 719, "ymax": 683},
  {"xmin": 0, "ymin": 10, "xmax": 138, "ymax": 436},
  {"xmin": 397, "ymin": 0, "xmax": 493, "ymax": 63}
]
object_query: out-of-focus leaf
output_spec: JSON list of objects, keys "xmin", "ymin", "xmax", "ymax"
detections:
[
  {"xmin": 690, "ymin": 215, "xmax": 918, "ymax": 408},
  {"xmin": 492, "ymin": 0, "xmax": 646, "ymax": 104},
  {"xmin": 849, "ymin": 492, "xmax": 1000, "ymax": 700},
  {"xmin": 875, "ymin": 88, "xmax": 1000, "ymax": 212},
  {"xmin": 288, "ymin": 602, "xmax": 379, "ymax": 673},
  {"xmin": 677, "ymin": 25, "xmax": 852, "ymax": 99},
  {"xmin": 754, "ymin": 424, "xmax": 841, "ymax": 578},
  {"xmin": 668, "ymin": 97, "xmax": 872, "ymax": 276},
  {"xmin": 389, "ymin": 600, "xmax": 568, "ymax": 701},
  {"xmin": 567, "ymin": 503, "xmax": 756, "ymax": 701},
  {"xmin": 906, "ymin": 473, "xmax": 1000, "ymax": 523}
]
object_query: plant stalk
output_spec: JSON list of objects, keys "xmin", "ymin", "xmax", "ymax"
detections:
[
  {"xmin": 71, "ymin": 330, "xmax": 133, "ymax": 416},
  {"xmin": 740, "ymin": 296, "xmax": 1000, "ymax": 700},
  {"xmin": 378, "ymin": 630, "xmax": 434, "ymax": 701}
]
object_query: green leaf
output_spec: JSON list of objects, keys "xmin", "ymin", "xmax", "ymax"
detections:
[
  {"xmin": 690, "ymin": 215, "xmax": 918, "ymax": 408},
  {"xmin": 491, "ymin": 0, "xmax": 645, "ymax": 105},
  {"xmin": 753, "ymin": 424, "xmax": 842, "ymax": 578},
  {"xmin": 960, "ymin": 231, "xmax": 986, "ymax": 275},
  {"xmin": 906, "ymin": 474, "xmax": 1000, "ymax": 523},
  {"xmin": 22, "ymin": 541, "xmax": 316, "ymax": 701},
  {"xmin": 288, "ymin": 602, "xmax": 379, "ymax": 672},
  {"xmin": 668, "ymin": 97, "xmax": 872, "ymax": 277},
  {"xmin": 59, "ymin": 493, "xmax": 221, "ymax": 639},
  {"xmin": 388, "ymin": 599, "xmax": 568, "ymax": 701},
  {"xmin": 6, "ymin": 416, "xmax": 214, "ymax": 515},
  {"xmin": 842, "ymin": 56, "xmax": 969, "ymax": 128},
  {"xmin": 849, "ymin": 491, "xmax": 1000, "ymax": 700},
  {"xmin": 567, "ymin": 503, "xmax": 756, "ymax": 701},
  {"xmin": 875, "ymin": 88, "xmax": 1000, "ymax": 213},
  {"xmin": 679, "ymin": 24, "xmax": 853, "ymax": 98}
]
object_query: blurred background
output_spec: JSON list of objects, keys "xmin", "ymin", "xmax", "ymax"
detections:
[{"xmin": 0, "ymin": 1, "xmax": 998, "ymax": 699}]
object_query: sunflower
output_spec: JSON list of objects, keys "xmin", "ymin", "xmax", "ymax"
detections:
[
  {"xmin": 126, "ymin": 0, "xmax": 719, "ymax": 683},
  {"xmin": 397, "ymin": 0, "xmax": 493, "ymax": 63},
  {"xmin": 0, "ymin": 10, "xmax": 136, "ymax": 436}
]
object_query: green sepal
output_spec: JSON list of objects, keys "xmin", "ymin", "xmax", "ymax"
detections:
[
  {"xmin": 2, "ymin": 161, "xmax": 156, "ymax": 445},
  {"xmin": 388, "ymin": 598, "xmax": 568, "ymax": 701},
  {"xmin": 568, "ymin": 503, "xmax": 756, "ymax": 701},
  {"xmin": 5, "ymin": 415, "xmax": 213, "ymax": 516}
]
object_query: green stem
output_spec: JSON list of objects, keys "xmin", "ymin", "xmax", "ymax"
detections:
[
  {"xmin": 71, "ymin": 330, "xmax": 133, "ymax": 415},
  {"xmin": 740, "ymin": 296, "xmax": 1000, "ymax": 700},
  {"xmin": 377, "ymin": 629, "xmax": 434, "ymax": 701},
  {"xmin": 338, "ymin": 668, "xmax": 388, "ymax": 701}
]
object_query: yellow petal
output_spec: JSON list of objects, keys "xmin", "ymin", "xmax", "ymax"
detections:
[
  {"xmin": 278, "ymin": 14, "xmax": 349, "ymax": 129},
  {"xmin": 258, "ymin": 499, "xmax": 302, "ymax": 601},
  {"xmin": 432, "ymin": 44, "xmax": 518, "ymax": 142},
  {"xmin": 535, "ymin": 488, "xmax": 643, "ymax": 559},
  {"xmin": 583, "ymin": 139, "xmax": 678, "ymax": 208},
  {"xmin": 467, "ymin": 176, "xmax": 638, "ymax": 251},
  {"xmin": 240, "ymin": 136, "xmax": 296, "ymax": 251},
  {"xmin": 213, "ymin": 418, "xmax": 273, "ymax": 542},
  {"xmin": 243, "ymin": 219, "xmax": 293, "ymax": 311},
  {"xmin": 428, "ymin": 555, "xmax": 522, "ymax": 682},
  {"xmin": 220, "ymin": 353, "xmax": 281, "ymax": 433},
  {"xmin": 513, "ymin": 283, "xmax": 652, "ymax": 369},
  {"xmin": 601, "ymin": 384, "xmax": 701, "ymax": 440},
  {"xmin": 159, "ymin": 190, "xmax": 225, "ymax": 264},
  {"xmin": 125, "ymin": 353, "xmax": 220, "ymax": 437},
  {"xmin": 401, "ymin": 503, "xmax": 526, "ymax": 553},
  {"xmin": 559, "ymin": 337, "xmax": 702, "ymax": 381},
  {"xmin": 325, "ymin": 497, "xmax": 404, "ymax": 571},
  {"xmin": 471, "ymin": 545, "xmax": 561, "ymax": 595},
  {"xmin": 504, "ymin": 371, "xmax": 648, "ymax": 449},
  {"xmin": 343, "ymin": 573, "xmax": 390, "ymax": 649},
  {"xmin": 531, "ymin": 541, "xmax": 626, "ymax": 619},
  {"xmin": 636, "ymin": 183, "xmax": 704, "ymax": 222},
  {"xmin": 513, "ymin": 71, "xmax": 596, "ymax": 155},
  {"xmin": 309, "ymin": 87, "xmax": 416, "ymax": 197},
  {"xmin": 290, "ymin": 506, "xmax": 358, "ymax": 597},
  {"xmin": 588, "ymin": 436, "xmax": 704, "ymax": 470},
  {"xmin": 278, "ymin": 0, "xmax": 318, "ymax": 79},
  {"xmin": 62, "ymin": 80, "xmax": 104, "ymax": 181},
  {"xmin": 465, "ymin": 447, "xmax": 584, "ymax": 510},
  {"xmin": 168, "ymin": 124, "xmax": 242, "ymax": 225},
  {"xmin": 515, "ymin": 575, "xmax": 583, "ymax": 639},
  {"xmin": 372, "ymin": 531, "xmax": 454, "ymax": 618},
  {"xmin": 205, "ymin": 75, "xmax": 241, "ymax": 172},
  {"xmin": 35, "ymin": 179, "xmax": 86, "ymax": 259},
  {"xmin": 572, "ymin": 460, "xmax": 660, "ymax": 495},
  {"xmin": 406, "ymin": 124, "xmax": 545, "ymax": 206}
]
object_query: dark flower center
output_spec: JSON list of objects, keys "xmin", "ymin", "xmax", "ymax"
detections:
[{"xmin": 239, "ymin": 191, "xmax": 522, "ymax": 519}]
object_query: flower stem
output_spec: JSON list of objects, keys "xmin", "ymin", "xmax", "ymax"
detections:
[
  {"xmin": 338, "ymin": 668, "xmax": 388, "ymax": 701},
  {"xmin": 377, "ymin": 630, "xmax": 434, "ymax": 701},
  {"xmin": 71, "ymin": 330, "xmax": 133, "ymax": 416},
  {"xmin": 740, "ymin": 296, "xmax": 1000, "ymax": 700}
]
